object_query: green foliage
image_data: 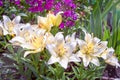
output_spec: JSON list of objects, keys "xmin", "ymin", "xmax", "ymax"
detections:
[{"xmin": 71, "ymin": 63, "xmax": 105, "ymax": 80}]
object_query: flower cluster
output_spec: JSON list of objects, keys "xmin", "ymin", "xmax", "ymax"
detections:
[
  {"xmin": 26, "ymin": 0, "xmax": 78, "ymax": 28},
  {"xmin": 0, "ymin": 13, "xmax": 119, "ymax": 69},
  {"xmin": 19, "ymin": 0, "xmax": 78, "ymax": 28},
  {"xmin": 54, "ymin": 0, "xmax": 78, "ymax": 28},
  {"xmin": 0, "ymin": 0, "xmax": 79, "ymax": 28},
  {"xmin": 24, "ymin": 0, "xmax": 54, "ymax": 12},
  {"xmin": 0, "ymin": 0, "xmax": 3, "ymax": 7}
]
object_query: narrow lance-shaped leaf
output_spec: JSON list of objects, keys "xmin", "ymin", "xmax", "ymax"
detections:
[{"xmin": 92, "ymin": 1, "xmax": 102, "ymax": 38}]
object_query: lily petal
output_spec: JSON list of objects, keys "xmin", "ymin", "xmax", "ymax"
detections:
[
  {"xmin": 77, "ymin": 51, "xmax": 84, "ymax": 58},
  {"xmin": 24, "ymin": 50, "xmax": 39, "ymax": 57},
  {"xmin": 0, "ymin": 21, "xmax": 8, "ymax": 35},
  {"xmin": 54, "ymin": 12, "xmax": 62, "ymax": 26},
  {"xmin": 70, "ymin": 42, "xmax": 77, "ymax": 49},
  {"xmin": 83, "ymin": 30, "xmax": 92, "ymax": 43},
  {"xmin": 93, "ymin": 41, "xmax": 108, "ymax": 56},
  {"xmin": 93, "ymin": 37, "xmax": 100, "ymax": 45},
  {"xmin": 13, "ymin": 16, "xmax": 21, "ymax": 24},
  {"xmin": 69, "ymin": 54, "xmax": 81, "ymax": 62},
  {"xmin": 91, "ymin": 57, "xmax": 100, "ymax": 66},
  {"xmin": 83, "ymin": 55, "xmax": 91, "ymax": 67},
  {"xmin": 9, "ymin": 36, "xmax": 26, "ymax": 44},
  {"xmin": 76, "ymin": 38, "xmax": 86, "ymax": 48},
  {"xmin": 59, "ymin": 56, "xmax": 69, "ymax": 69},
  {"xmin": 100, "ymin": 48, "xmax": 114, "ymax": 59},
  {"xmin": 3, "ymin": 15, "xmax": 11, "ymax": 30},
  {"xmin": 71, "ymin": 32, "xmax": 76, "ymax": 41},
  {"xmin": 47, "ymin": 56, "xmax": 59, "ymax": 64},
  {"xmin": 37, "ymin": 16, "xmax": 52, "ymax": 31},
  {"xmin": 55, "ymin": 32, "xmax": 64, "ymax": 40},
  {"xmin": 21, "ymin": 44, "xmax": 35, "ymax": 49},
  {"xmin": 105, "ymin": 56, "xmax": 120, "ymax": 68},
  {"xmin": 46, "ymin": 44, "xmax": 57, "ymax": 56}
]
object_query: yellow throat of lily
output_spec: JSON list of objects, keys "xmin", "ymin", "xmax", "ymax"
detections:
[
  {"xmin": 29, "ymin": 33, "xmax": 45, "ymax": 50},
  {"xmin": 55, "ymin": 43, "xmax": 67, "ymax": 57},
  {"xmin": 81, "ymin": 42, "xmax": 94, "ymax": 54}
]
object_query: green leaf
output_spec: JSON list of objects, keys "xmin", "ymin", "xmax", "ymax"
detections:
[
  {"xmin": 10, "ymin": 6, "xmax": 17, "ymax": 12},
  {"xmin": 102, "ymin": 0, "xmax": 113, "ymax": 19},
  {"xmin": 62, "ymin": 73, "xmax": 66, "ymax": 80},
  {"xmin": 23, "ymin": 62, "xmax": 39, "ymax": 77},
  {"xmin": 102, "ymin": 25, "xmax": 110, "ymax": 41},
  {"xmin": 116, "ymin": 20, "xmax": 120, "ymax": 58},
  {"xmin": 39, "ymin": 75, "xmax": 52, "ymax": 80},
  {"xmin": 102, "ymin": 0, "xmax": 120, "ymax": 19},
  {"xmin": 18, "ymin": 13, "xmax": 28, "ymax": 17},
  {"xmin": 91, "ymin": 1, "xmax": 102, "ymax": 38}
]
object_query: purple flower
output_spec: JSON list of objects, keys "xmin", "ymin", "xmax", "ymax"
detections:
[
  {"xmin": 28, "ymin": 7, "xmax": 38, "ymax": 12},
  {"xmin": 55, "ymin": 2, "xmax": 61, "ymax": 9},
  {"xmin": 69, "ymin": 3, "xmax": 76, "ymax": 9},
  {"xmin": 44, "ymin": 1, "xmax": 54, "ymax": 10},
  {"xmin": 54, "ymin": 2, "xmax": 62, "ymax": 13},
  {"xmin": 26, "ymin": 0, "xmax": 36, "ymax": 6},
  {"xmin": 63, "ymin": 10, "xmax": 78, "ymax": 20},
  {"xmin": 66, "ymin": 20, "xmax": 75, "ymax": 27},
  {"xmin": 62, "ymin": 0, "xmax": 72, "ymax": 5},
  {"xmin": 38, "ymin": 6, "xmax": 44, "ymax": 12},
  {"xmin": 59, "ymin": 22, "xmax": 65, "ymax": 29},
  {"xmin": 0, "ymin": 1, "xmax": 3, "ymax": 7},
  {"xmin": 14, "ymin": 0, "xmax": 20, "ymax": 5},
  {"xmin": 64, "ymin": 11, "xmax": 72, "ymax": 17},
  {"xmin": 25, "ymin": 0, "xmax": 78, "ymax": 28},
  {"xmin": 72, "ymin": 14, "xmax": 78, "ymax": 20}
]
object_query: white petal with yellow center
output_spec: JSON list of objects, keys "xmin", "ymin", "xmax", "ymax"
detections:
[
  {"xmin": 47, "ymin": 32, "xmax": 80, "ymax": 69},
  {"xmin": 76, "ymin": 30, "xmax": 108, "ymax": 67},
  {"xmin": 3, "ymin": 15, "xmax": 21, "ymax": 35},
  {"xmin": 10, "ymin": 27, "xmax": 46, "ymax": 57}
]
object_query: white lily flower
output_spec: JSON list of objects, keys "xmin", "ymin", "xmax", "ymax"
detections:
[
  {"xmin": 10, "ymin": 26, "xmax": 46, "ymax": 57},
  {"xmin": 100, "ymin": 47, "xmax": 120, "ymax": 68},
  {"xmin": 47, "ymin": 32, "xmax": 80, "ymax": 69},
  {"xmin": 2, "ymin": 15, "xmax": 21, "ymax": 35},
  {"xmin": 105, "ymin": 55, "xmax": 120, "ymax": 68},
  {"xmin": 77, "ymin": 30, "xmax": 108, "ymax": 67},
  {"xmin": 10, "ymin": 23, "xmax": 33, "ymax": 45}
]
